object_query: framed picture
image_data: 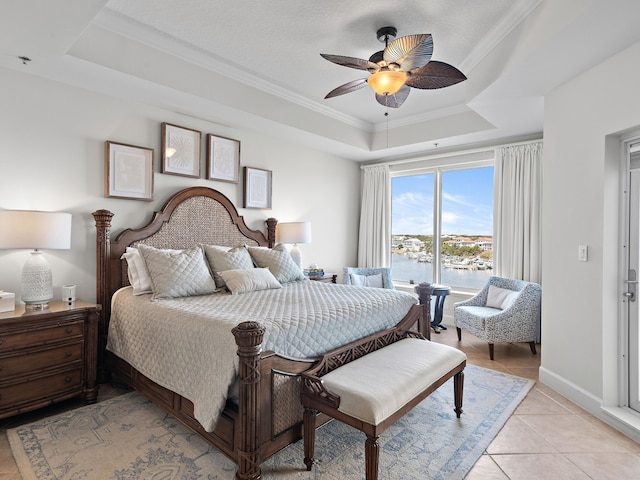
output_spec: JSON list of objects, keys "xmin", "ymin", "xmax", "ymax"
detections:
[
  {"xmin": 161, "ymin": 123, "xmax": 201, "ymax": 177},
  {"xmin": 206, "ymin": 134, "xmax": 240, "ymax": 183},
  {"xmin": 244, "ymin": 167, "xmax": 272, "ymax": 209},
  {"xmin": 104, "ymin": 141, "xmax": 154, "ymax": 201}
]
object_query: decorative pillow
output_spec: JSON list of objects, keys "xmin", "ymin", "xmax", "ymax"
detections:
[
  {"xmin": 486, "ymin": 285, "xmax": 519, "ymax": 310},
  {"xmin": 202, "ymin": 244, "xmax": 255, "ymax": 289},
  {"xmin": 349, "ymin": 273, "xmax": 384, "ymax": 288},
  {"xmin": 138, "ymin": 244, "xmax": 217, "ymax": 300},
  {"xmin": 120, "ymin": 247, "xmax": 153, "ymax": 295},
  {"xmin": 247, "ymin": 244, "xmax": 306, "ymax": 284},
  {"xmin": 219, "ymin": 268, "xmax": 282, "ymax": 295}
]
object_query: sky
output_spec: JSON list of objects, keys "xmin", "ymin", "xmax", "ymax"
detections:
[{"xmin": 391, "ymin": 167, "xmax": 494, "ymax": 236}]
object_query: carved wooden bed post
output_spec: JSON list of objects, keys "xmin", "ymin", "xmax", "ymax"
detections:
[
  {"xmin": 265, "ymin": 218, "xmax": 277, "ymax": 248},
  {"xmin": 415, "ymin": 282, "xmax": 433, "ymax": 340},
  {"xmin": 92, "ymin": 209, "xmax": 114, "ymax": 382},
  {"xmin": 232, "ymin": 321, "xmax": 266, "ymax": 480}
]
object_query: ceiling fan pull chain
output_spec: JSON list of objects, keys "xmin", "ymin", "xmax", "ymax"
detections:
[{"xmin": 385, "ymin": 108, "xmax": 389, "ymax": 149}]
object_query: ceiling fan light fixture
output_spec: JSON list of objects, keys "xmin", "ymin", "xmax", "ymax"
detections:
[{"xmin": 367, "ymin": 69, "xmax": 407, "ymax": 96}]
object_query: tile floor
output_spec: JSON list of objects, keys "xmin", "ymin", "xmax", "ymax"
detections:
[{"xmin": 1, "ymin": 326, "xmax": 640, "ymax": 479}]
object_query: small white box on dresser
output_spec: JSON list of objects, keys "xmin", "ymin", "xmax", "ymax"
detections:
[{"xmin": 0, "ymin": 291, "xmax": 16, "ymax": 312}]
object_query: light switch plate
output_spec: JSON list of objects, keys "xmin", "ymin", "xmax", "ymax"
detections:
[{"xmin": 578, "ymin": 244, "xmax": 588, "ymax": 262}]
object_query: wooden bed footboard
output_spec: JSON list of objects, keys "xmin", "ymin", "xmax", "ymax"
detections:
[{"xmin": 93, "ymin": 186, "xmax": 433, "ymax": 480}]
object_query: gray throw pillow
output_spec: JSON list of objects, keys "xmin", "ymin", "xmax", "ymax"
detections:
[
  {"xmin": 247, "ymin": 243, "xmax": 306, "ymax": 284},
  {"xmin": 138, "ymin": 244, "xmax": 217, "ymax": 300}
]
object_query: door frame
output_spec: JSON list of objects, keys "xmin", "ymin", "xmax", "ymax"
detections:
[{"xmin": 620, "ymin": 133, "xmax": 640, "ymax": 412}]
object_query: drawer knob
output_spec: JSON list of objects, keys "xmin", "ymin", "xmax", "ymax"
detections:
[
  {"xmin": 65, "ymin": 377, "xmax": 71, "ymax": 383},
  {"xmin": 65, "ymin": 352, "xmax": 72, "ymax": 357},
  {"xmin": 66, "ymin": 328, "xmax": 73, "ymax": 334}
]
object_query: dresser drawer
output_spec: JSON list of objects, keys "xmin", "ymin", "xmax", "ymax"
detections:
[
  {"xmin": 0, "ymin": 342, "xmax": 83, "ymax": 379},
  {"xmin": 0, "ymin": 367, "xmax": 83, "ymax": 409},
  {"xmin": 0, "ymin": 321, "xmax": 83, "ymax": 352}
]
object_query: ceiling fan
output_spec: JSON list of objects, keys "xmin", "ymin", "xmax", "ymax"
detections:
[{"xmin": 320, "ymin": 26, "xmax": 467, "ymax": 108}]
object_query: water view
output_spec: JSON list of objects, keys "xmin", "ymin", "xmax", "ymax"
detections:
[{"xmin": 392, "ymin": 253, "xmax": 492, "ymax": 290}]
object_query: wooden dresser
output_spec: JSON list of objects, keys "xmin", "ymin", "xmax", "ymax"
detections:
[{"xmin": 0, "ymin": 300, "xmax": 100, "ymax": 419}]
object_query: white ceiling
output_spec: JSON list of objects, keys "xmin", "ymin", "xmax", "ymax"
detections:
[{"xmin": 3, "ymin": 0, "xmax": 640, "ymax": 161}]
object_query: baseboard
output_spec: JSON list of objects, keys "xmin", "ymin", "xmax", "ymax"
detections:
[{"xmin": 539, "ymin": 366, "xmax": 640, "ymax": 443}]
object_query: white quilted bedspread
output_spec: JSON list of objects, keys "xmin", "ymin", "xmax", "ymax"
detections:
[{"xmin": 107, "ymin": 280, "xmax": 417, "ymax": 432}]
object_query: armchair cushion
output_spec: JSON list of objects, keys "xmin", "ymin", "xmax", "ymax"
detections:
[
  {"xmin": 349, "ymin": 272, "xmax": 383, "ymax": 288},
  {"xmin": 486, "ymin": 285, "xmax": 519, "ymax": 310},
  {"xmin": 343, "ymin": 267, "xmax": 394, "ymax": 289}
]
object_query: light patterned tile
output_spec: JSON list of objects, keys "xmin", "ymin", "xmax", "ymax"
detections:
[
  {"xmin": 565, "ymin": 452, "xmax": 640, "ymax": 479},
  {"xmin": 492, "ymin": 453, "xmax": 590, "ymax": 479},
  {"xmin": 519, "ymin": 414, "xmax": 639, "ymax": 453},
  {"xmin": 487, "ymin": 416, "xmax": 557, "ymax": 454},
  {"xmin": 0, "ymin": 433, "xmax": 19, "ymax": 474},
  {"xmin": 533, "ymin": 384, "xmax": 588, "ymax": 414},
  {"xmin": 576, "ymin": 414, "xmax": 640, "ymax": 453},
  {"xmin": 514, "ymin": 388, "xmax": 573, "ymax": 415},
  {"xmin": 464, "ymin": 454, "xmax": 509, "ymax": 479}
]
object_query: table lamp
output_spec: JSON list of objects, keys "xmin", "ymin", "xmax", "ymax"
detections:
[
  {"xmin": 278, "ymin": 222, "xmax": 311, "ymax": 268},
  {"xmin": 0, "ymin": 210, "xmax": 72, "ymax": 309}
]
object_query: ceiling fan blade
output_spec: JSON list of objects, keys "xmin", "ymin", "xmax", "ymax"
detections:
[
  {"xmin": 325, "ymin": 78, "xmax": 369, "ymax": 99},
  {"xmin": 405, "ymin": 61, "xmax": 467, "ymax": 89},
  {"xmin": 383, "ymin": 34, "xmax": 433, "ymax": 72},
  {"xmin": 320, "ymin": 54, "xmax": 378, "ymax": 71},
  {"xmin": 375, "ymin": 85, "xmax": 411, "ymax": 108}
]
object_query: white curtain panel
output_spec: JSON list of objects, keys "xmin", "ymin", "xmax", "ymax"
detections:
[
  {"xmin": 494, "ymin": 142, "xmax": 543, "ymax": 284},
  {"xmin": 358, "ymin": 164, "xmax": 391, "ymax": 268}
]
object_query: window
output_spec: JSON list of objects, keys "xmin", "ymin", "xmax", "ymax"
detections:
[{"xmin": 391, "ymin": 163, "xmax": 494, "ymax": 290}]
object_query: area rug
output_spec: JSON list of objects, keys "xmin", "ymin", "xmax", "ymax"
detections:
[{"xmin": 8, "ymin": 364, "xmax": 533, "ymax": 480}]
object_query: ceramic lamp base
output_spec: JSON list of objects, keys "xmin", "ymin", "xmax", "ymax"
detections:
[{"xmin": 21, "ymin": 250, "xmax": 53, "ymax": 309}]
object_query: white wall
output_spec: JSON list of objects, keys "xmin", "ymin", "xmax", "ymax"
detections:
[
  {"xmin": 0, "ymin": 68, "xmax": 361, "ymax": 304},
  {"xmin": 541, "ymin": 39, "xmax": 640, "ymax": 439}
]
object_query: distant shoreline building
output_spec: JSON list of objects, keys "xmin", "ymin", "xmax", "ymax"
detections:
[{"xmin": 394, "ymin": 234, "xmax": 492, "ymax": 252}]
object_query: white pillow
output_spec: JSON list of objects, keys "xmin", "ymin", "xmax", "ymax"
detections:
[
  {"xmin": 219, "ymin": 268, "xmax": 282, "ymax": 295},
  {"xmin": 202, "ymin": 244, "xmax": 255, "ymax": 289},
  {"xmin": 138, "ymin": 244, "xmax": 217, "ymax": 300},
  {"xmin": 120, "ymin": 247, "xmax": 153, "ymax": 295},
  {"xmin": 350, "ymin": 272, "xmax": 383, "ymax": 288},
  {"xmin": 486, "ymin": 285, "xmax": 519, "ymax": 310},
  {"xmin": 247, "ymin": 244, "xmax": 306, "ymax": 284}
]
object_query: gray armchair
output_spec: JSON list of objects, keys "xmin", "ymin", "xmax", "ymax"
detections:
[{"xmin": 454, "ymin": 276, "xmax": 541, "ymax": 360}]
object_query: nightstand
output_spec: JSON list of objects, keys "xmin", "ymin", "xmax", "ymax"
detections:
[
  {"xmin": 308, "ymin": 274, "xmax": 337, "ymax": 284},
  {"xmin": 0, "ymin": 300, "xmax": 100, "ymax": 419}
]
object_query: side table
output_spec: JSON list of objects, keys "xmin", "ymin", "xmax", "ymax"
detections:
[
  {"xmin": 431, "ymin": 285, "xmax": 451, "ymax": 333},
  {"xmin": 0, "ymin": 300, "xmax": 100, "ymax": 419},
  {"xmin": 308, "ymin": 274, "xmax": 337, "ymax": 284}
]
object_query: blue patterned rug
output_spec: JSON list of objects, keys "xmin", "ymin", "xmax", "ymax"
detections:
[{"xmin": 8, "ymin": 365, "xmax": 533, "ymax": 479}]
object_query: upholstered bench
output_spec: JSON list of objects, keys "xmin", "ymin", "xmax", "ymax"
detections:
[{"xmin": 301, "ymin": 329, "xmax": 467, "ymax": 480}]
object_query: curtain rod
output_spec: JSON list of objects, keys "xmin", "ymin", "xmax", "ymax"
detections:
[{"xmin": 361, "ymin": 137, "xmax": 543, "ymax": 169}]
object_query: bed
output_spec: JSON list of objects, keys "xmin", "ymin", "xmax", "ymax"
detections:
[{"xmin": 93, "ymin": 186, "xmax": 432, "ymax": 480}]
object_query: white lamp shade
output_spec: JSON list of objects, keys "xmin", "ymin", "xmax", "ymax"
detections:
[
  {"xmin": 0, "ymin": 210, "xmax": 72, "ymax": 250},
  {"xmin": 278, "ymin": 222, "xmax": 311, "ymax": 245}
]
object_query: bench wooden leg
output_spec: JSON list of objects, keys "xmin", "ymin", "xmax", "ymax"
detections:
[
  {"xmin": 365, "ymin": 434, "xmax": 380, "ymax": 480},
  {"xmin": 303, "ymin": 408, "xmax": 316, "ymax": 471},
  {"xmin": 529, "ymin": 341, "xmax": 537, "ymax": 355},
  {"xmin": 454, "ymin": 370, "xmax": 464, "ymax": 418},
  {"xmin": 488, "ymin": 343, "xmax": 495, "ymax": 360}
]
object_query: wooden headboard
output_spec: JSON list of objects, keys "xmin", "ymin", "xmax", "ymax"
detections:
[{"xmin": 93, "ymin": 186, "xmax": 277, "ymax": 374}]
